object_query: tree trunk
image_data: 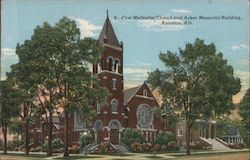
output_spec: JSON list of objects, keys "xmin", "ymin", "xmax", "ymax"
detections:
[
  {"xmin": 47, "ymin": 111, "xmax": 53, "ymax": 156},
  {"xmin": 24, "ymin": 121, "xmax": 29, "ymax": 155},
  {"xmin": 23, "ymin": 103, "xmax": 30, "ymax": 155},
  {"xmin": 2, "ymin": 121, "xmax": 7, "ymax": 155},
  {"xmin": 63, "ymin": 109, "xmax": 69, "ymax": 157},
  {"xmin": 186, "ymin": 123, "xmax": 191, "ymax": 155}
]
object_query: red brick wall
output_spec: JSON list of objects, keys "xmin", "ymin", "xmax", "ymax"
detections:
[{"xmin": 126, "ymin": 83, "xmax": 165, "ymax": 131}]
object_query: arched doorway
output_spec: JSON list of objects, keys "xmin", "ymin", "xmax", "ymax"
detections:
[
  {"xmin": 108, "ymin": 120, "xmax": 121, "ymax": 144},
  {"xmin": 94, "ymin": 120, "xmax": 103, "ymax": 143}
]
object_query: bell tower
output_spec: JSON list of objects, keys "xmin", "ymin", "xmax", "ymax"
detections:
[{"xmin": 93, "ymin": 11, "xmax": 124, "ymax": 143}]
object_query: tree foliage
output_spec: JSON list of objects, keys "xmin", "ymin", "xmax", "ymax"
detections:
[
  {"xmin": 239, "ymin": 88, "xmax": 250, "ymax": 147},
  {"xmin": 0, "ymin": 80, "xmax": 21, "ymax": 154},
  {"xmin": 121, "ymin": 128, "xmax": 145, "ymax": 147},
  {"xmin": 155, "ymin": 131, "xmax": 175, "ymax": 145},
  {"xmin": 7, "ymin": 17, "xmax": 108, "ymax": 156},
  {"xmin": 148, "ymin": 38, "xmax": 241, "ymax": 155}
]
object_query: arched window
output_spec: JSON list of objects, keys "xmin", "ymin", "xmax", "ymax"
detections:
[
  {"xmin": 111, "ymin": 99, "xmax": 118, "ymax": 113},
  {"xmin": 114, "ymin": 59, "xmax": 120, "ymax": 73},
  {"xmin": 108, "ymin": 119, "xmax": 121, "ymax": 129},
  {"xmin": 143, "ymin": 89, "xmax": 147, "ymax": 97},
  {"xmin": 110, "ymin": 121, "xmax": 119, "ymax": 129},
  {"xmin": 108, "ymin": 58, "xmax": 113, "ymax": 71}
]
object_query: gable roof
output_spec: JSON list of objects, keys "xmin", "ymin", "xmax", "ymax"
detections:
[
  {"xmin": 124, "ymin": 82, "xmax": 160, "ymax": 107},
  {"xmin": 98, "ymin": 14, "xmax": 120, "ymax": 48},
  {"xmin": 124, "ymin": 85, "xmax": 141, "ymax": 105}
]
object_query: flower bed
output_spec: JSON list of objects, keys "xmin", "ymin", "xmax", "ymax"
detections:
[
  {"xmin": 130, "ymin": 142, "xmax": 177, "ymax": 152},
  {"xmin": 94, "ymin": 142, "xmax": 117, "ymax": 154}
]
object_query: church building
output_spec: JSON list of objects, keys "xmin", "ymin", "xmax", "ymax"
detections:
[{"xmin": 29, "ymin": 13, "xmax": 165, "ymax": 147}]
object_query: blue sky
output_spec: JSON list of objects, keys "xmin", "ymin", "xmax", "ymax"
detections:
[{"xmin": 1, "ymin": 0, "xmax": 249, "ymax": 103}]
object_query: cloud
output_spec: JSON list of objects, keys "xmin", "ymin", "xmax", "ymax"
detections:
[
  {"xmin": 232, "ymin": 70, "xmax": 249, "ymax": 103},
  {"xmin": 238, "ymin": 58, "xmax": 249, "ymax": 65},
  {"xmin": 1, "ymin": 48, "xmax": 19, "ymax": 80},
  {"xmin": 229, "ymin": 44, "xmax": 249, "ymax": 50},
  {"xmin": 124, "ymin": 67, "xmax": 151, "ymax": 85},
  {"xmin": 70, "ymin": 17, "xmax": 102, "ymax": 38},
  {"xmin": 137, "ymin": 18, "xmax": 184, "ymax": 32},
  {"xmin": 234, "ymin": 70, "xmax": 250, "ymax": 95},
  {"xmin": 1, "ymin": 48, "xmax": 16, "ymax": 56},
  {"xmin": 124, "ymin": 82, "xmax": 139, "ymax": 89},
  {"xmin": 171, "ymin": 9, "xmax": 192, "ymax": 14},
  {"xmin": 0, "ymin": 75, "xmax": 7, "ymax": 81},
  {"xmin": 124, "ymin": 67, "xmax": 150, "ymax": 76}
]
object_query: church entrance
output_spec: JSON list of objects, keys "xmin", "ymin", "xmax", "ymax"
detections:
[
  {"xmin": 108, "ymin": 120, "xmax": 121, "ymax": 145},
  {"xmin": 110, "ymin": 129, "xmax": 119, "ymax": 144},
  {"xmin": 94, "ymin": 120, "xmax": 103, "ymax": 143}
]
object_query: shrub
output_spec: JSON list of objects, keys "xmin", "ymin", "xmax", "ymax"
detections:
[
  {"xmin": 142, "ymin": 142, "xmax": 152, "ymax": 152},
  {"xmin": 79, "ymin": 132, "xmax": 93, "ymax": 148},
  {"xmin": 94, "ymin": 142, "xmax": 117, "ymax": 154},
  {"xmin": 42, "ymin": 138, "xmax": 64, "ymax": 152},
  {"xmin": 155, "ymin": 131, "xmax": 175, "ymax": 145},
  {"xmin": 166, "ymin": 141, "xmax": 180, "ymax": 151},
  {"xmin": 228, "ymin": 143, "xmax": 245, "ymax": 149},
  {"xmin": 7, "ymin": 140, "xmax": 24, "ymax": 151},
  {"xmin": 130, "ymin": 142, "xmax": 142, "ymax": 152},
  {"xmin": 121, "ymin": 128, "xmax": 145, "ymax": 147},
  {"xmin": 52, "ymin": 138, "xmax": 64, "ymax": 149}
]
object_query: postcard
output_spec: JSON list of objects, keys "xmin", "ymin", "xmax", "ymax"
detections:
[{"xmin": 0, "ymin": 0, "xmax": 249, "ymax": 159}]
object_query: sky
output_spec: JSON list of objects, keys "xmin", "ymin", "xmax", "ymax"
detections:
[{"xmin": 1, "ymin": 0, "xmax": 249, "ymax": 103}]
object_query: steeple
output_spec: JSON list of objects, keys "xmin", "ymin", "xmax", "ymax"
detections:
[{"xmin": 98, "ymin": 11, "xmax": 120, "ymax": 48}]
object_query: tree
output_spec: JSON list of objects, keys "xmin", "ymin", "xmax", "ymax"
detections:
[
  {"xmin": 8, "ymin": 17, "xmax": 108, "ymax": 157},
  {"xmin": 121, "ymin": 128, "xmax": 145, "ymax": 147},
  {"xmin": 0, "ymin": 80, "xmax": 21, "ymax": 154},
  {"xmin": 155, "ymin": 131, "xmax": 175, "ymax": 145},
  {"xmin": 148, "ymin": 38, "xmax": 241, "ymax": 155},
  {"xmin": 239, "ymin": 88, "xmax": 250, "ymax": 147},
  {"xmin": 8, "ymin": 118, "xmax": 24, "ymax": 140},
  {"xmin": 216, "ymin": 116, "xmax": 242, "ymax": 138}
]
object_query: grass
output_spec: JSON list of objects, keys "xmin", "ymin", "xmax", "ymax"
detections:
[
  {"xmin": 174, "ymin": 150, "xmax": 250, "ymax": 157},
  {"xmin": 53, "ymin": 156, "xmax": 101, "ymax": 160},
  {"xmin": 1, "ymin": 152, "xmax": 47, "ymax": 158},
  {"xmin": 0, "ymin": 149, "xmax": 249, "ymax": 160}
]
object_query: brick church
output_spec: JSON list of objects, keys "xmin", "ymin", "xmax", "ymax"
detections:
[{"xmin": 30, "ymin": 13, "xmax": 165, "ymax": 147}]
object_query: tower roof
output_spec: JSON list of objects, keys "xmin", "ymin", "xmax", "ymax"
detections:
[{"xmin": 98, "ymin": 12, "xmax": 120, "ymax": 48}]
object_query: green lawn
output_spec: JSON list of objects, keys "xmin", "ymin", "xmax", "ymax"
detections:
[{"xmin": 0, "ymin": 149, "xmax": 249, "ymax": 160}]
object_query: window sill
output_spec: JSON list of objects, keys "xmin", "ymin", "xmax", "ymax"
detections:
[{"xmin": 112, "ymin": 112, "xmax": 118, "ymax": 114}]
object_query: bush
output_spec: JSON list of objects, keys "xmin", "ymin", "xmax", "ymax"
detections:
[
  {"xmin": 131, "ymin": 142, "xmax": 142, "ymax": 152},
  {"xmin": 79, "ymin": 132, "xmax": 93, "ymax": 148},
  {"xmin": 155, "ymin": 131, "xmax": 175, "ymax": 146},
  {"xmin": 52, "ymin": 138, "xmax": 64, "ymax": 149},
  {"xmin": 142, "ymin": 142, "xmax": 153, "ymax": 152},
  {"xmin": 228, "ymin": 143, "xmax": 245, "ymax": 149},
  {"xmin": 7, "ymin": 140, "xmax": 24, "ymax": 151},
  {"xmin": 131, "ymin": 142, "xmax": 162, "ymax": 153},
  {"xmin": 166, "ymin": 141, "xmax": 180, "ymax": 151},
  {"xmin": 42, "ymin": 138, "xmax": 64, "ymax": 152},
  {"xmin": 151, "ymin": 144, "xmax": 161, "ymax": 152},
  {"xmin": 94, "ymin": 142, "xmax": 117, "ymax": 154},
  {"xmin": 121, "ymin": 128, "xmax": 145, "ymax": 147}
]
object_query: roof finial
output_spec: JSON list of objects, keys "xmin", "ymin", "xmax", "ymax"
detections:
[{"xmin": 107, "ymin": 10, "xmax": 109, "ymax": 18}]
